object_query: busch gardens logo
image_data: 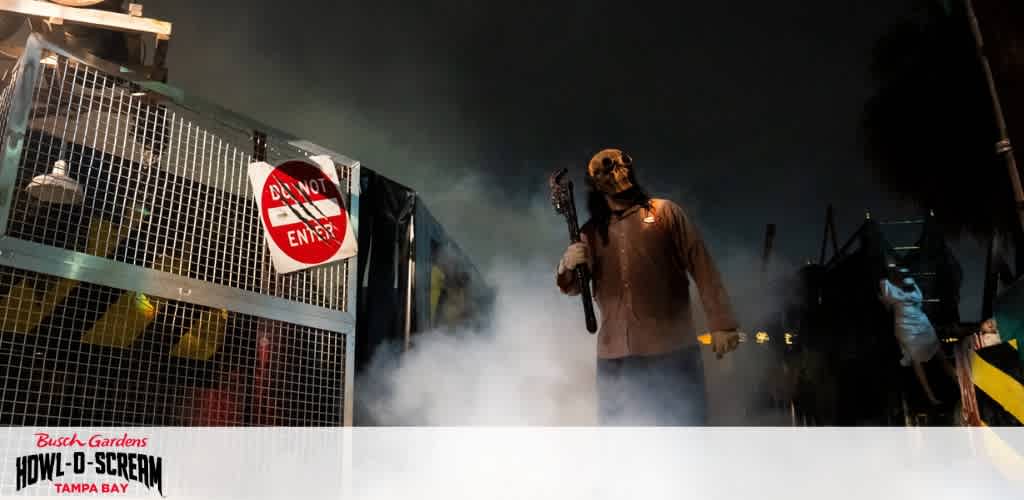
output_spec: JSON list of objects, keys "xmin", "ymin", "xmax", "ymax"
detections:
[{"xmin": 15, "ymin": 433, "xmax": 164, "ymax": 496}]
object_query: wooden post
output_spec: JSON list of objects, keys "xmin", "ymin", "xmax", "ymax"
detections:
[{"xmin": 964, "ymin": 0, "xmax": 1024, "ymax": 234}]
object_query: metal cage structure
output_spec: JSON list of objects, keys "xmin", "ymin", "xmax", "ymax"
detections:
[{"xmin": 0, "ymin": 34, "xmax": 359, "ymax": 427}]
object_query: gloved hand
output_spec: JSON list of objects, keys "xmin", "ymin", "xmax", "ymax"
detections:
[
  {"xmin": 711, "ymin": 330, "xmax": 741, "ymax": 359},
  {"xmin": 558, "ymin": 242, "xmax": 590, "ymax": 275}
]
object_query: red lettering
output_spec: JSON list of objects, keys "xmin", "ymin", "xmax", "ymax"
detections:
[
  {"xmin": 87, "ymin": 433, "xmax": 148, "ymax": 448},
  {"xmin": 54, "ymin": 483, "xmax": 99, "ymax": 493},
  {"xmin": 35, "ymin": 433, "xmax": 85, "ymax": 448}
]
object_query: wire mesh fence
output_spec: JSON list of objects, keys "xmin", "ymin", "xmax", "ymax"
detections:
[
  {"xmin": 8, "ymin": 56, "xmax": 351, "ymax": 311},
  {"xmin": 0, "ymin": 36, "xmax": 356, "ymax": 428},
  {"xmin": 0, "ymin": 266, "xmax": 346, "ymax": 426}
]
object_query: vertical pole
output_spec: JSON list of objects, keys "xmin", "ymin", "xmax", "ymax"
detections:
[
  {"xmin": 251, "ymin": 129, "xmax": 269, "ymax": 426},
  {"xmin": 404, "ymin": 214, "xmax": 415, "ymax": 352},
  {"xmin": 253, "ymin": 130, "xmax": 267, "ymax": 162},
  {"xmin": 151, "ymin": 36, "xmax": 170, "ymax": 83},
  {"xmin": 964, "ymin": 0, "xmax": 1024, "ymax": 234},
  {"xmin": 343, "ymin": 163, "xmax": 361, "ymax": 427},
  {"xmin": 253, "ymin": 130, "xmax": 269, "ymax": 296},
  {"xmin": 0, "ymin": 34, "xmax": 43, "ymax": 236}
]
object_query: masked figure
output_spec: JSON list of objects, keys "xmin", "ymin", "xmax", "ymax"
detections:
[
  {"xmin": 556, "ymin": 148, "xmax": 741, "ymax": 425},
  {"xmin": 587, "ymin": 149, "xmax": 635, "ymax": 195}
]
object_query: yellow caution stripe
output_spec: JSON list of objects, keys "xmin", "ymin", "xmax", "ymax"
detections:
[
  {"xmin": 0, "ymin": 278, "xmax": 77, "ymax": 334},
  {"xmin": 0, "ymin": 218, "xmax": 229, "ymax": 359},
  {"xmin": 170, "ymin": 308, "xmax": 228, "ymax": 361},
  {"xmin": 971, "ymin": 350, "xmax": 1024, "ymax": 424},
  {"xmin": 80, "ymin": 292, "xmax": 157, "ymax": 348},
  {"xmin": 0, "ymin": 217, "xmax": 141, "ymax": 335}
]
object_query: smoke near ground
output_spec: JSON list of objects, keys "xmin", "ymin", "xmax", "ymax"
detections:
[
  {"xmin": 361, "ymin": 258, "xmax": 599, "ymax": 425},
  {"xmin": 359, "ymin": 171, "xmax": 800, "ymax": 426}
]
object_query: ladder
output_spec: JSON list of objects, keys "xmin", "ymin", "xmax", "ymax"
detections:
[{"xmin": 877, "ymin": 214, "xmax": 943, "ymax": 305}]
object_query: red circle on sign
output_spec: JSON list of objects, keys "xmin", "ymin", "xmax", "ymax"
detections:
[{"xmin": 260, "ymin": 160, "xmax": 347, "ymax": 265}]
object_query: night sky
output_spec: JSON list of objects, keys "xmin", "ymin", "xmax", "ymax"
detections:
[{"xmin": 145, "ymin": 0, "xmax": 986, "ymax": 318}]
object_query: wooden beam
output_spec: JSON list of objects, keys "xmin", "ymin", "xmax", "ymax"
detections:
[{"xmin": 0, "ymin": 0, "xmax": 171, "ymax": 38}]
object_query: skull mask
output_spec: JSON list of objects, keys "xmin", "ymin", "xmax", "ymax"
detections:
[{"xmin": 587, "ymin": 149, "xmax": 634, "ymax": 195}]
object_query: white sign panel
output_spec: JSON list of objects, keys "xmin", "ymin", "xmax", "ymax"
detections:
[{"xmin": 247, "ymin": 155, "xmax": 357, "ymax": 274}]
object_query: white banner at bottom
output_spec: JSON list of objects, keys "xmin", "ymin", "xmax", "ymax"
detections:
[{"xmin": 0, "ymin": 427, "xmax": 1020, "ymax": 499}]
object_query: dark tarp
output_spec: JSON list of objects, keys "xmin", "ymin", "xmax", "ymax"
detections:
[
  {"xmin": 354, "ymin": 168, "xmax": 416, "ymax": 379},
  {"xmin": 983, "ymin": 228, "xmax": 1023, "ymax": 319}
]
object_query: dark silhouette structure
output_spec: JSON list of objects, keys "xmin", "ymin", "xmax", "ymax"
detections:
[{"xmin": 766, "ymin": 212, "xmax": 963, "ymax": 425}]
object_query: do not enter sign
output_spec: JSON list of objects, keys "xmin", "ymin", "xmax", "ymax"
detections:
[{"xmin": 248, "ymin": 156, "xmax": 358, "ymax": 274}]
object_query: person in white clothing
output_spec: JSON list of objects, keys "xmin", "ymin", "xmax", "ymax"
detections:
[{"xmin": 878, "ymin": 267, "xmax": 956, "ymax": 405}]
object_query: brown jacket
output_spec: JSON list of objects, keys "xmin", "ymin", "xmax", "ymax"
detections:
[{"xmin": 557, "ymin": 198, "xmax": 738, "ymax": 359}]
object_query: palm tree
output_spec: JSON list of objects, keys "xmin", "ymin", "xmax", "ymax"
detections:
[{"xmin": 861, "ymin": 0, "xmax": 1022, "ymax": 242}]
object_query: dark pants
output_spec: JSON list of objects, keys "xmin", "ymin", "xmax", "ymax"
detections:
[{"xmin": 597, "ymin": 345, "xmax": 708, "ymax": 426}]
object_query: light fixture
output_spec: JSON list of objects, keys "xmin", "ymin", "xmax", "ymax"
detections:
[
  {"xmin": 40, "ymin": 54, "xmax": 58, "ymax": 66},
  {"xmin": 25, "ymin": 160, "xmax": 84, "ymax": 205},
  {"xmin": 755, "ymin": 331, "xmax": 769, "ymax": 344}
]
